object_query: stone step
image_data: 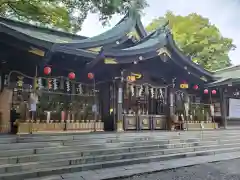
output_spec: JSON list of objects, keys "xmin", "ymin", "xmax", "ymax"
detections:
[
  {"xmin": 0, "ymin": 145, "xmax": 240, "ymax": 180},
  {"xmin": 2, "ymin": 137, "xmax": 240, "ymax": 165},
  {"xmin": 2, "ymin": 130, "xmax": 240, "ymax": 144},
  {"xmin": 0, "ymin": 141, "xmax": 63, "ymax": 150},
  {"xmin": 1, "ymin": 138, "xmax": 239, "ymax": 165},
  {"xmin": 0, "ymin": 141, "xmax": 198, "ymax": 165},
  {"xmin": 0, "ymin": 139, "xmax": 172, "ymax": 157},
  {"xmin": 0, "ymin": 131, "xmax": 240, "ymax": 149},
  {"xmin": 1, "ymin": 134, "xmax": 240, "ymax": 158},
  {"xmin": 1, "ymin": 139, "xmax": 240, "ymax": 174}
]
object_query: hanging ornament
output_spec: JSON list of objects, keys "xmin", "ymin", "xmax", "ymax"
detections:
[
  {"xmin": 193, "ymin": 85, "xmax": 199, "ymax": 90},
  {"xmin": 4, "ymin": 75, "xmax": 8, "ymax": 86},
  {"xmin": 204, "ymin": 89, "xmax": 208, "ymax": 94},
  {"xmin": 233, "ymin": 89, "xmax": 240, "ymax": 96},
  {"xmin": 37, "ymin": 78, "xmax": 43, "ymax": 90},
  {"xmin": 66, "ymin": 80, "xmax": 70, "ymax": 92},
  {"xmin": 53, "ymin": 78, "xmax": 58, "ymax": 90},
  {"xmin": 159, "ymin": 88, "xmax": 164, "ymax": 100},
  {"xmin": 44, "ymin": 66, "xmax": 51, "ymax": 75},
  {"xmin": 212, "ymin": 89, "xmax": 217, "ymax": 95},
  {"xmin": 77, "ymin": 84, "xmax": 83, "ymax": 95},
  {"xmin": 139, "ymin": 86, "xmax": 143, "ymax": 96},
  {"xmin": 130, "ymin": 84, "xmax": 134, "ymax": 96},
  {"xmin": 17, "ymin": 76, "xmax": 24, "ymax": 88},
  {"xmin": 150, "ymin": 87, "xmax": 154, "ymax": 98},
  {"xmin": 88, "ymin": 72, "xmax": 94, "ymax": 80},
  {"xmin": 48, "ymin": 79, "xmax": 52, "ymax": 89},
  {"xmin": 68, "ymin": 72, "xmax": 75, "ymax": 80}
]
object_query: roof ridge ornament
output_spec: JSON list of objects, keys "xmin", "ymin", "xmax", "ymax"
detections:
[
  {"xmin": 155, "ymin": 20, "xmax": 170, "ymax": 36},
  {"xmin": 127, "ymin": 0, "xmax": 144, "ymax": 19}
]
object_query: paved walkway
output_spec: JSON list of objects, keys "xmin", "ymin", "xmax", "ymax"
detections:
[
  {"xmin": 122, "ymin": 158, "xmax": 240, "ymax": 180},
  {"xmin": 29, "ymin": 151, "xmax": 240, "ymax": 180}
]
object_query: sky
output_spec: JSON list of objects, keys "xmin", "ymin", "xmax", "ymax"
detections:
[{"xmin": 79, "ymin": 0, "xmax": 240, "ymax": 65}]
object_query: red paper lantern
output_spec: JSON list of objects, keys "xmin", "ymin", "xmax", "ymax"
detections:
[
  {"xmin": 68, "ymin": 72, "xmax": 75, "ymax": 80},
  {"xmin": 88, "ymin": 72, "xmax": 94, "ymax": 80},
  {"xmin": 204, "ymin": 89, "xmax": 208, "ymax": 94},
  {"xmin": 193, "ymin": 85, "xmax": 199, "ymax": 90},
  {"xmin": 44, "ymin": 66, "xmax": 51, "ymax": 75},
  {"xmin": 212, "ymin": 89, "xmax": 217, "ymax": 95}
]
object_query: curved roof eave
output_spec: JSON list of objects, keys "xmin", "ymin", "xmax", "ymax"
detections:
[
  {"xmin": 0, "ymin": 23, "xmax": 52, "ymax": 49},
  {"xmin": 166, "ymin": 33, "xmax": 213, "ymax": 78},
  {"xmin": 0, "ymin": 16, "xmax": 87, "ymax": 40},
  {"xmin": 52, "ymin": 25, "xmax": 171, "ymax": 65},
  {"xmin": 0, "ymin": 18, "xmax": 87, "ymax": 49},
  {"xmin": 52, "ymin": 29, "xmax": 167, "ymax": 64},
  {"xmin": 102, "ymin": 30, "xmax": 168, "ymax": 57},
  {"xmin": 51, "ymin": 11, "xmax": 139, "ymax": 51}
]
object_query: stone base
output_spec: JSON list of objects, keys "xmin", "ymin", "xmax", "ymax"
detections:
[
  {"xmin": 185, "ymin": 122, "xmax": 218, "ymax": 130},
  {"xmin": 117, "ymin": 122, "xmax": 124, "ymax": 132},
  {"xmin": 17, "ymin": 122, "xmax": 104, "ymax": 134}
]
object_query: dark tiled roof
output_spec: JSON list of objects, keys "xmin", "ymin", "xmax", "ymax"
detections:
[{"xmin": 0, "ymin": 17, "xmax": 87, "ymax": 43}]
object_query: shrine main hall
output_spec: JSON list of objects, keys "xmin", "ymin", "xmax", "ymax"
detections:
[{"xmin": 0, "ymin": 10, "xmax": 238, "ymax": 134}]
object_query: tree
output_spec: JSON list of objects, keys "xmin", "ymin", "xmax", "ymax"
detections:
[
  {"xmin": 0, "ymin": 0, "xmax": 147, "ymax": 33},
  {"xmin": 146, "ymin": 11, "xmax": 236, "ymax": 71}
]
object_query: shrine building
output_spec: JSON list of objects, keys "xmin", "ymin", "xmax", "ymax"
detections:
[{"xmin": 0, "ymin": 9, "xmax": 236, "ymax": 134}]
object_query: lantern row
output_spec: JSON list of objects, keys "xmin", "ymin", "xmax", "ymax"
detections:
[
  {"xmin": 179, "ymin": 82, "xmax": 217, "ymax": 95},
  {"xmin": 43, "ymin": 66, "xmax": 95, "ymax": 80},
  {"xmin": 203, "ymin": 89, "xmax": 217, "ymax": 95}
]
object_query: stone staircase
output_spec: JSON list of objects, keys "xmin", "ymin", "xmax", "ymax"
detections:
[{"xmin": 0, "ymin": 131, "xmax": 240, "ymax": 180}]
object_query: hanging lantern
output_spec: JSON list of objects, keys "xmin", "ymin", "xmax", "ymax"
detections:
[
  {"xmin": 180, "ymin": 80, "xmax": 188, "ymax": 89},
  {"xmin": 44, "ymin": 66, "xmax": 51, "ymax": 75},
  {"xmin": 204, "ymin": 89, "xmax": 208, "ymax": 94},
  {"xmin": 212, "ymin": 89, "xmax": 217, "ymax": 95},
  {"xmin": 193, "ymin": 85, "xmax": 199, "ymax": 90},
  {"xmin": 68, "ymin": 72, "xmax": 75, "ymax": 80},
  {"xmin": 88, "ymin": 72, "xmax": 94, "ymax": 80}
]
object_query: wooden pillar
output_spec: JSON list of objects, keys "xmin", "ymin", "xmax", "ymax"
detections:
[
  {"xmin": 184, "ymin": 93, "xmax": 190, "ymax": 120},
  {"xmin": 166, "ymin": 86, "xmax": 175, "ymax": 129},
  {"xmin": 117, "ymin": 80, "xmax": 123, "ymax": 128},
  {"xmin": 220, "ymin": 87, "xmax": 227, "ymax": 129},
  {"xmin": 99, "ymin": 82, "xmax": 111, "ymax": 131}
]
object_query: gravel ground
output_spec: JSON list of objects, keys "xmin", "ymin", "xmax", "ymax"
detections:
[{"xmin": 121, "ymin": 158, "xmax": 240, "ymax": 180}]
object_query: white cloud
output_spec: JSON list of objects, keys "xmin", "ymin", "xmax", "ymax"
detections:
[{"xmin": 80, "ymin": 0, "xmax": 240, "ymax": 65}]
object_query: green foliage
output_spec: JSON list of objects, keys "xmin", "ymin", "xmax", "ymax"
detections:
[
  {"xmin": 145, "ymin": 11, "xmax": 236, "ymax": 71},
  {"xmin": 0, "ymin": 0, "xmax": 148, "ymax": 33}
]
